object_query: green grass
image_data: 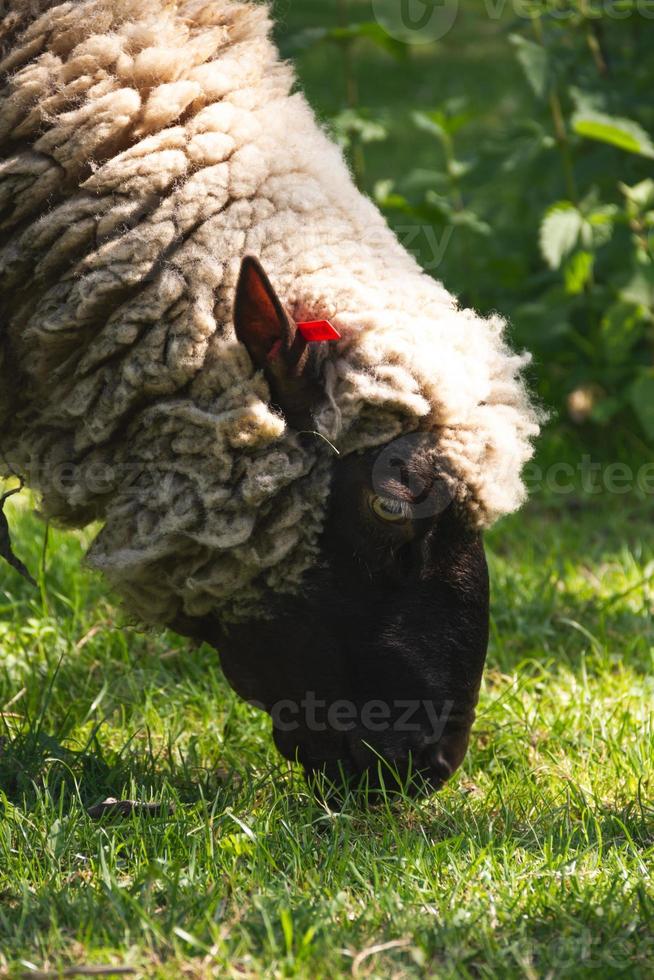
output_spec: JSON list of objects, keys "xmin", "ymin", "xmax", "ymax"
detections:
[
  {"xmin": 0, "ymin": 489, "xmax": 652, "ymax": 978},
  {"xmin": 0, "ymin": 4, "xmax": 653, "ymax": 975}
]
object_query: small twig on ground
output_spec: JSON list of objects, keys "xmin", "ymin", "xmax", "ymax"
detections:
[
  {"xmin": 86, "ymin": 797, "xmax": 174, "ymax": 820},
  {"xmin": 20, "ymin": 968, "xmax": 136, "ymax": 979},
  {"xmin": 351, "ymin": 938, "xmax": 412, "ymax": 976},
  {"xmin": 3, "ymin": 686, "xmax": 26, "ymax": 711}
]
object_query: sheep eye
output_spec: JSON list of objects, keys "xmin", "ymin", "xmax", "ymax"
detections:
[{"xmin": 369, "ymin": 494, "xmax": 410, "ymax": 524}]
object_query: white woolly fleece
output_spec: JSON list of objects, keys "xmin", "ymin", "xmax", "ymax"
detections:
[{"xmin": 0, "ymin": 0, "xmax": 540, "ymax": 624}]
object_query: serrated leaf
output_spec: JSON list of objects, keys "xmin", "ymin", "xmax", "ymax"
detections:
[
  {"xmin": 540, "ymin": 203, "xmax": 584, "ymax": 269},
  {"xmin": 628, "ymin": 370, "xmax": 654, "ymax": 439},
  {"xmin": 509, "ymin": 34, "xmax": 549, "ymax": 99},
  {"xmin": 572, "ymin": 112, "xmax": 654, "ymax": 158}
]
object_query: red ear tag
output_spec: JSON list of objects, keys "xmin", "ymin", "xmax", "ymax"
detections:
[{"xmin": 296, "ymin": 320, "xmax": 341, "ymax": 343}]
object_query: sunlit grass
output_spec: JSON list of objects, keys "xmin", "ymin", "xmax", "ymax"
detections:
[{"xmin": 0, "ymin": 487, "xmax": 652, "ymax": 978}]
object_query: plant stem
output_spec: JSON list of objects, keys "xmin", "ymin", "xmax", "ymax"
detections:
[
  {"xmin": 586, "ymin": 23, "xmax": 609, "ymax": 77},
  {"xmin": 337, "ymin": 0, "xmax": 365, "ymax": 186},
  {"xmin": 533, "ymin": 16, "xmax": 578, "ymax": 204},
  {"xmin": 549, "ymin": 90, "xmax": 578, "ymax": 204},
  {"xmin": 579, "ymin": 0, "xmax": 610, "ymax": 76},
  {"xmin": 40, "ymin": 519, "xmax": 50, "ymax": 615}
]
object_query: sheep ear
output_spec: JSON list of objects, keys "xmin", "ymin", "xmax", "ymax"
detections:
[
  {"xmin": 234, "ymin": 256, "xmax": 301, "ymax": 368},
  {"xmin": 234, "ymin": 256, "xmax": 320, "ymax": 428}
]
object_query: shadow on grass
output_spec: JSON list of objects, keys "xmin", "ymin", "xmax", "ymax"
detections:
[{"xmin": 0, "ymin": 725, "xmax": 251, "ymax": 811}]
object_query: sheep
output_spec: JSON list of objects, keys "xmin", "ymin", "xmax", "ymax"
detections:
[{"xmin": 0, "ymin": 0, "xmax": 540, "ymax": 798}]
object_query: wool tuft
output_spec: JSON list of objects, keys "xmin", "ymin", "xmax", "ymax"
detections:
[{"xmin": 0, "ymin": 0, "xmax": 540, "ymax": 624}]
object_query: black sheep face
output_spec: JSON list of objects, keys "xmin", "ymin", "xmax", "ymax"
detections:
[{"xmin": 178, "ymin": 257, "xmax": 490, "ymax": 802}]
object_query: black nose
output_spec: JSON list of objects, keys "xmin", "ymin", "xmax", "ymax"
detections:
[{"xmin": 273, "ymin": 722, "xmax": 466, "ymax": 806}]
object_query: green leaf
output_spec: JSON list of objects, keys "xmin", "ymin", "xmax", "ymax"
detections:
[
  {"xmin": 628, "ymin": 370, "xmax": 654, "ymax": 440},
  {"xmin": 564, "ymin": 250, "xmax": 594, "ymax": 295},
  {"xmin": 413, "ymin": 108, "xmax": 471, "ymax": 141},
  {"xmin": 423, "ymin": 190, "xmax": 455, "ymax": 220},
  {"xmin": 448, "ymin": 158, "xmax": 476, "ymax": 180},
  {"xmin": 569, "ymin": 85, "xmax": 607, "ymax": 116},
  {"xmin": 330, "ymin": 109, "xmax": 388, "ymax": 149},
  {"xmin": 501, "ymin": 123, "xmax": 554, "ymax": 173},
  {"xmin": 540, "ymin": 202, "xmax": 584, "ymax": 269},
  {"xmin": 330, "ymin": 22, "xmax": 409, "ymax": 60},
  {"xmin": 509, "ymin": 34, "xmax": 549, "ymax": 99},
  {"xmin": 572, "ymin": 112, "xmax": 654, "ymax": 158},
  {"xmin": 620, "ymin": 178, "xmax": 654, "ymax": 209},
  {"xmin": 620, "ymin": 260, "xmax": 654, "ymax": 307},
  {"xmin": 412, "ymin": 110, "xmax": 449, "ymax": 144},
  {"xmin": 374, "ymin": 180, "xmax": 412, "ymax": 212},
  {"xmin": 451, "ymin": 209, "xmax": 491, "ymax": 236},
  {"xmin": 284, "ymin": 22, "xmax": 409, "ymax": 59},
  {"xmin": 280, "ymin": 907, "xmax": 294, "ymax": 957},
  {"xmin": 585, "ymin": 205, "xmax": 618, "ymax": 248},
  {"xmin": 373, "ymin": 178, "xmax": 395, "ymax": 203},
  {"xmin": 403, "ymin": 168, "xmax": 449, "ymax": 192},
  {"xmin": 620, "ymin": 179, "xmax": 654, "ymax": 225}
]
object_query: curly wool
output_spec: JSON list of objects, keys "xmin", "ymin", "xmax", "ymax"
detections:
[{"xmin": 0, "ymin": 0, "xmax": 540, "ymax": 624}]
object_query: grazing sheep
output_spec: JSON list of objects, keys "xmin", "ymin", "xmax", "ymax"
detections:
[{"xmin": 0, "ymin": 0, "xmax": 540, "ymax": 797}]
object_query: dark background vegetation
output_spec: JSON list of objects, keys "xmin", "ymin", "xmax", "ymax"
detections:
[{"xmin": 274, "ymin": 0, "xmax": 654, "ymax": 473}]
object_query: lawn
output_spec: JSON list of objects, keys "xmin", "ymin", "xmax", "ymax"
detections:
[
  {"xmin": 1, "ymin": 1, "xmax": 653, "ymax": 976},
  {"xmin": 0, "ymin": 491, "xmax": 652, "ymax": 978}
]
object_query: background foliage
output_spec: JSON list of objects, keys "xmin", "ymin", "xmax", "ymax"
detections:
[{"xmin": 275, "ymin": 0, "xmax": 654, "ymax": 460}]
